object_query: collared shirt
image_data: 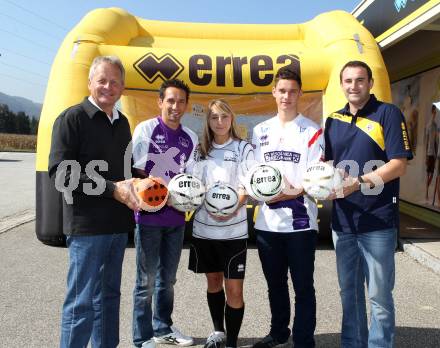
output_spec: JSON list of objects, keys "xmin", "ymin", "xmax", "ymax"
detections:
[
  {"xmin": 324, "ymin": 94, "xmax": 413, "ymax": 233},
  {"xmin": 48, "ymin": 97, "xmax": 134, "ymax": 235},
  {"xmin": 88, "ymin": 96, "xmax": 120, "ymax": 124}
]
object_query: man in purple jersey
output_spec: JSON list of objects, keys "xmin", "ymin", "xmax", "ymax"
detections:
[{"xmin": 131, "ymin": 79, "xmax": 198, "ymax": 348}]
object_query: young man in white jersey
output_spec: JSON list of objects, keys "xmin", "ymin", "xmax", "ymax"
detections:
[{"xmin": 251, "ymin": 67, "xmax": 324, "ymax": 348}]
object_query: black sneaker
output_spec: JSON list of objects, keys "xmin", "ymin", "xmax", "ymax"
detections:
[{"xmin": 252, "ymin": 335, "xmax": 283, "ymax": 348}]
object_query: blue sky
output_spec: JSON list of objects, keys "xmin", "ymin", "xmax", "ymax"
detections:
[{"xmin": 0, "ymin": 0, "xmax": 360, "ymax": 103}]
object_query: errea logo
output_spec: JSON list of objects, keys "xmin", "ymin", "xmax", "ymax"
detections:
[
  {"xmin": 134, "ymin": 53, "xmax": 299, "ymax": 87},
  {"xmin": 155, "ymin": 134, "xmax": 166, "ymax": 144},
  {"xmin": 260, "ymin": 134, "xmax": 269, "ymax": 147},
  {"xmin": 134, "ymin": 53, "xmax": 184, "ymax": 83}
]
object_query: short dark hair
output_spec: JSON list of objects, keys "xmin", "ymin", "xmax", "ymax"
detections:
[
  {"xmin": 433, "ymin": 104, "xmax": 437, "ymax": 113},
  {"xmin": 159, "ymin": 79, "xmax": 190, "ymax": 102},
  {"xmin": 274, "ymin": 67, "xmax": 302, "ymax": 88},
  {"xmin": 340, "ymin": 60, "xmax": 373, "ymax": 82}
]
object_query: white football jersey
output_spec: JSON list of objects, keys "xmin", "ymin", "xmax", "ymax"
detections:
[
  {"xmin": 191, "ymin": 138, "xmax": 254, "ymax": 240},
  {"xmin": 252, "ymin": 114, "xmax": 324, "ymax": 233}
]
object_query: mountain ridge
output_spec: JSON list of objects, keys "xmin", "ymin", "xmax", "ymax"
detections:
[{"xmin": 0, "ymin": 92, "xmax": 42, "ymax": 119}]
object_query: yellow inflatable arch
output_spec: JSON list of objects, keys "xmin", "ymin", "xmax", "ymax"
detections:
[{"xmin": 36, "ymin": 7, "xmax": 390, "ymax": 244}]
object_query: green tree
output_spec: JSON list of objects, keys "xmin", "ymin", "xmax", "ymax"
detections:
[
  {"xmin": 30, "ymin": 117, "xmax": 39, "ymax": 135},
  {"xmin": 16, "ymin": 111, "xmax": 31, "ymax": 134},
  {"xmin": 0, "ymin": 104, "xmax": 37, "ymax": 134},
  {"xmin": 0, "ymin": 104, "xmax": 6, "ymax": 132},
  {"xmin": 0, "ymin": 104, "xmax": 16, "ymax": 133}
]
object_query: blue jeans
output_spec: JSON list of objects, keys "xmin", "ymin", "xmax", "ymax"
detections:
[
  {"xmin": 132, "ymin": 224, "xmax": 185, "ymax": 347},
  {"xmin": 256, "ymin": 229, "xmax": 317, "ymax": 348},
  {"xmin": 60, "ymin": 233, "xmax": 128, "ymax": 348},
  {"xmin": 332, "ymin": 229, "xmax": 397, "ymax": 348}
]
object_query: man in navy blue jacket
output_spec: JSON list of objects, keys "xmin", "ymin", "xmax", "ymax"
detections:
[{"xmin": 324, "ymin": 60, "xmax": 413, "ymax": 348}]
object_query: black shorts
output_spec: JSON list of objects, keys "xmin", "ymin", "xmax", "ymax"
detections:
[{"xmin": 188, "ymin": 238, "xmax": 247, "ymax": 279}]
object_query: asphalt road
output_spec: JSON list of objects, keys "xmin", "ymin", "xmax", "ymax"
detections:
[
  {"xmin": 0, "ymin": 152, "xmax": 35, "ymax": 218},
  {"xmin": 0, "ymin": 222, "xmax": 439, "ymax": 347}
]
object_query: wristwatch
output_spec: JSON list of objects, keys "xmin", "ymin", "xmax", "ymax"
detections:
[{"xmin": 358, "ymin": 175, "xmax": 374, "ymax": 189}]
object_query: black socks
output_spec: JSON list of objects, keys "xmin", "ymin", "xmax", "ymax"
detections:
[
  {"xmin": 207, "ymin": 290, "xmax": 226, "ymax": 332},
  {"xmin": 225, "ymin": 303, "xmax": 244, "ymax": 348},
  {"xmin": 207, "ymin": 290, "xmax": 245, "ymax": 347}
]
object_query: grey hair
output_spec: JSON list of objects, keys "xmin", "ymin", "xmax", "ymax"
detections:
[{"xmin": 88, "ymin": 55, "xmax": 125, "ymax": 83}]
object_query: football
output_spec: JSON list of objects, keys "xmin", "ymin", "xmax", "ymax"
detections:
[
  {"xmin": 247, "ymin": 164, "xmax": 283, "ymax": 202},
  {"xmin": 167, "ymin": 173, "xmax": 206, "ymax": 212},
  {"xmin": 134, "ymin": 177, "xmax": 169, "ymax": 212},
  {"xmin": 204, "ymin": 182, "xmax": 239, "ymax": 217},
  {"xmin": 302, "ymin": 162, "xmax": 343, "ymax": 200}
]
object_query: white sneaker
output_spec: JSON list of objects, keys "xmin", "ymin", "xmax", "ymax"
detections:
[
  {"xmin": 204, "ymin": 331, "xmax": 226, "ymax": 348},
  {"xmin": 154, "ymin": 326, "xmax": 194, "ymax": 346},
  {"xmin": 142, "ymin": 339, "xmax": 157, "ymax": 348}
]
